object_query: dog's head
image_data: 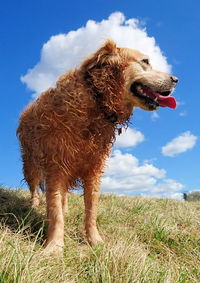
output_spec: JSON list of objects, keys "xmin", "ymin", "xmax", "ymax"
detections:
[
  {"xmin": 82, "ymin": 40, "xmax": 178, "ymax": 123},
  {"xmin": 122, "ymin": 47, "xmax": 178, "ymax": 111}
]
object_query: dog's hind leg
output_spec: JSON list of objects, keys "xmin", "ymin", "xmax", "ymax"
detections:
[{"xmin": 23, "ymin": 161, "xmax": 42, "ymax": 208}]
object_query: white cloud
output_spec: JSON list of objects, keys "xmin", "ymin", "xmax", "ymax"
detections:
[
  {"xmin": 141, "ymin": 191, "xmax": 183, "ymax": 200},
  {"xmin": 115, "ymin": 127, "xmax": 144, "ymax": 148},
  {"xmin": 101, "ymin": 150, "xmax": 184, "ymax": 199},
  {"xmin": 162, "ymin": 131, "xmax": 198, "ymax": 157},
  {"xmin": 179, "ymin": 111, "xmax": 187, "ymax": 117},
  {"xmin": 21, "ymin": 12, "xmax": 171, "ymax": 97},
  {"xmin": 151, "ymin": 111, "xmax": 160, "ymax": 121},
  {"xmin": 20, "ymin": 12, "xmax": 182, "ymax": 200}
]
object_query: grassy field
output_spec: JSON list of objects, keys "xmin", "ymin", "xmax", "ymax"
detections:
[{"xmin": 0, "ymin": 187, "xmax": 199, "ymax": 283}]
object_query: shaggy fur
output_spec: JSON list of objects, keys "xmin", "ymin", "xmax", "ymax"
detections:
[{"xmin": 17, "ymin": 40, "xmax": 178, "ymax": 254}]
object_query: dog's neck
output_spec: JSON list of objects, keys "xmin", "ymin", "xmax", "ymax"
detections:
[
  {"xmin": 92, "ymin": 90, "xmax": 119, "ymax": 124},
  {"xmin": 84, "ymin": 70, "xmax": 122, "ymax": 125}
]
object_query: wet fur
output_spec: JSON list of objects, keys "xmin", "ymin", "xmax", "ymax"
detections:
[{"xmin": 17, "ymin": 40, "xmax": 176, "ymax": 254}]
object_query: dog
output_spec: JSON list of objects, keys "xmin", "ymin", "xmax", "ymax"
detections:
[{"xmin": 17, "ymin": 40, "xmax": 178, "ymax": 254}]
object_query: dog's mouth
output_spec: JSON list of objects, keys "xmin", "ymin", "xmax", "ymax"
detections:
[{"xmin": 130, "ymin": 82, "xmax": 176, "ymax": 110}]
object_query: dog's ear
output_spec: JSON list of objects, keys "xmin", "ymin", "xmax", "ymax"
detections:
[
  {"xmin": 97, "ymin": 40, "xmax": 117, "ymax": 57},
  {"xmin": 81, "ymin": 40, "xmax": 118, "ymax": 70},
  {"xmin": 83, "ymin": 40, "xmax": 127, "ymax": 124}
]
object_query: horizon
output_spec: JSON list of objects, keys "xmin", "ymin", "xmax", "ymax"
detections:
[{"xmin": 1, "ymin": 0, "xmax": 200, "ymax": 199}]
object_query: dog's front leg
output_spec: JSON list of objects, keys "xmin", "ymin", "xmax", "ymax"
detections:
[
  {"xmin": 62, "ymin": 191, "xmax": 68, "ymax": 214},
  {"xmin": 44, "ymin": 177, "xmax": 64, "ymax": 255},
  {"xmin": 83, "ymin": 175, "xmax": 104, "ymax": 245}
]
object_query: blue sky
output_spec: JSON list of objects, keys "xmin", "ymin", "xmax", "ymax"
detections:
[{"xmin": 1, "ymin": 0, "xmax": 200, "ymax": 198}]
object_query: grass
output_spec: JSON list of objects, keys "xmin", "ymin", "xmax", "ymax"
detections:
[{"xmin": 0, "ymin": 187, "xmax": 200, "ymax": 283}]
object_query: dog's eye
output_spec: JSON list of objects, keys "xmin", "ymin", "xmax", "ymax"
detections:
[{"xmin": 141, "ymin": 58, "xmax": 150, "ymax": 65}]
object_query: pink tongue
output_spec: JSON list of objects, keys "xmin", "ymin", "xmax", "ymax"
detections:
[
  {"xmin": 157, "ymin": 95, "xmax": 176, "ymax": 109},
  {"xmin": 143, "ymin": 86, "xmax": 177, "ymax": 109}
]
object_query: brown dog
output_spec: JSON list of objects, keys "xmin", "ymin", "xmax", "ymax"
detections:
[{"xmin": 17, "ymin": 40, "xmax": 178, "ymax": 254}]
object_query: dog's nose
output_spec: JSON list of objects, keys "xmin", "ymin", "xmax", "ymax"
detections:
[{"xmin": 170, "ymin": 76, "xmax": 179, "ymax": 83}]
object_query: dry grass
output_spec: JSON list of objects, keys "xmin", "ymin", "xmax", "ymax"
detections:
[{"xmin": 0, "ymin": 187, "xmax": 200, "ymax": 283}]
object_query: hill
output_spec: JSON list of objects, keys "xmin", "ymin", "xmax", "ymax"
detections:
[{"xmin": 0, "ymin": 187, "xmax": 199, "ymax": 282}]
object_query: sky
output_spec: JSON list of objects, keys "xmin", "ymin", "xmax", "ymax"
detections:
[{"xmin": 1, "ymin": 0, "xmax": 200, "ymax": 199}]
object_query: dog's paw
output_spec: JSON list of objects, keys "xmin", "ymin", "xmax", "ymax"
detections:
[
  {"xmin": 43, "ymin": 240, "xmax": 64, "ymax": 256},
  {"xmin": 87, "ymin": 233, "xmax": 104, "ymax": 245},
  {"xmin": 31, "ymin": 197, "xmax": 40, "ymax": 208}
]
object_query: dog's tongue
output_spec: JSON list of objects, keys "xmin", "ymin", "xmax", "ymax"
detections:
[
  {"xmin": 144, "ymin": 87, "xmax": 177, "ymax": 109},
  {"xmin": 157, "ymin": 95, "xmax": 176, "ymax": 109}
]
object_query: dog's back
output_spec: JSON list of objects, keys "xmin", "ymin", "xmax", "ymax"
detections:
[
  {"xmin": 17, "ymin": 40, "xmax": 178, "ymax": 254},
  {"xmin": 17, "ymin": 69, "xmax": 114, "ymax": 195}
]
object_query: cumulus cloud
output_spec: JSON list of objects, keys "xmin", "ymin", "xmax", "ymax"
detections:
[
  {"xmin": 151, "ymin": 111, "xmax": 159, "ymax": 121},
  {"xmin": 162, "ymin": 131, "xmax": 198, "ymax": 157},
  {"xmin": 179, "ymin": 111, "xmax": 187, "ymax": 117},
  {"xmin": 114, "ymin": 127, "xmax": 144, "ymax": 148},
  {"xmin": 20, "ymin": 12, "xmax": 182, "ymax": 199},
  {"xmin": 142, "ymin": 191, "xmax": 183, "ymax": 200},
  {"xmin": 21, "ymin": 12, "xmax": 171, "ymax": 97},
  {"xmin": 101, "ymin": 150, "xmax": 184, "ymax": 199}
]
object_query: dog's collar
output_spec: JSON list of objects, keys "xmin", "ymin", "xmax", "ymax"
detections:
[
  {"xmin": 92, "ymin": 91, "xmax": 119, "ymax": 124},
  {"xmin": 85, "ymin": 71, "xmax": 118, "ymax": 124},
  {"xmin": 102, "ymin": 111, "xmax": 118, "ymax": 124}
]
